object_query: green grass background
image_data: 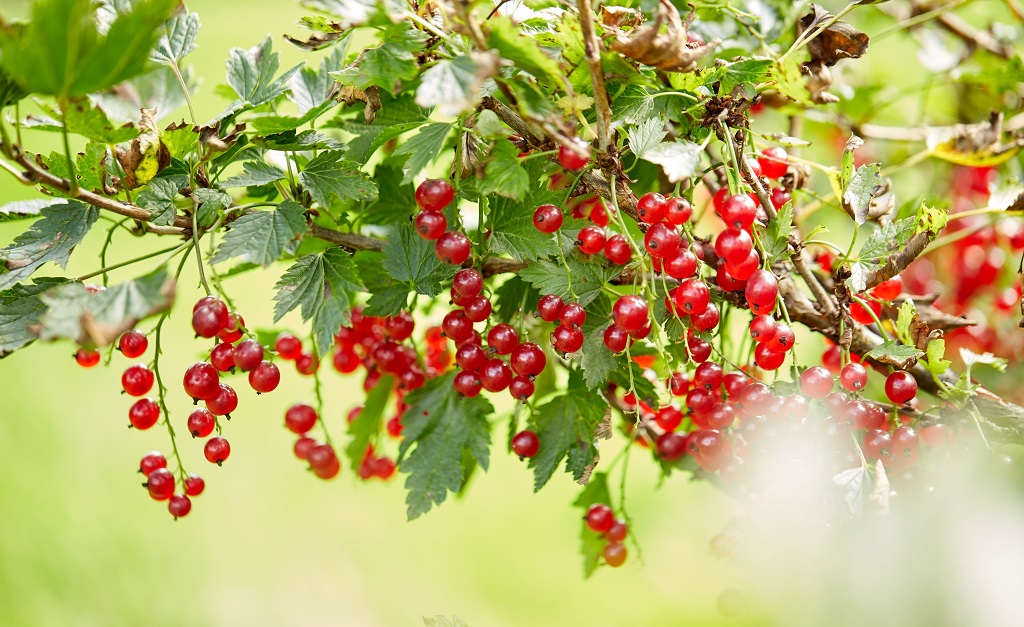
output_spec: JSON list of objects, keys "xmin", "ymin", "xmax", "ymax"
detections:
[{"xmin": 0, "ymin": 1, "xmax": 749, "ymax": 625}]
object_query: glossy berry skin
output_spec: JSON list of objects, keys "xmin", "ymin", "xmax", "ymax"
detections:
[
  {"xmin": 637, "ymin": 192, "xmax": 669, "ymax": 223},
  {"xmin": 121, "ymin": 364, "xmax": 155, "ymax": 397},
  {"xmin": 451, "ymin": 269, "xmax": 483, "ymax": 298},
  {"xmin": 75, "ymin": 348, "xmax": 101, "ymax": 367},
  {"xmin": 585, "ymin": 504, "xmax": 615, "ymax": 533},
  {"xmin": 118, "ymin": 330, "xmax": 148, "ymax": 358},
  {"xmin": 537, "ymin": 294, "xmax": 564, "ymax": 322},
  {"xmin": 726, "ymin": 248, "xmax": 760, "ymax": 281},
  {"xmin": 218, "ymin": 312, "xmax": 245, "ymax": 343},
  {"xmin": 715, "ymin": 228, "xmax": 753, "ymax": 265},
  {"xmin": 209, "ymin": 342, "xmax": 235, "ymax": 372},
  {"xmin": 206, "ymin": 383, "xmax": 238, "ymax": 417},
  {"xmin": 167, "ymin": 494, "xmax": 192, "ymax": 518},
  {"xmin": 749, "ymin": 314, "xmax": 776, "ymax": 344},
  {"xmin": 560, "ymin": 303, "xmax": 586, "ymax": 328},
  {"xmin": 146, "ymin": 468, "xmax": 175, "ymax": 501},
  {"xmin": 691, "ymin": 302, "xmax": 720, "ymax": 332},
  {"xmin": 758, "ymin": 147, "xmax": 789, "ymax": 179},
  {"xmin": 139, "ymin": 451, "xmax": 167, "ymax": 476},
  {"xmin": 603, "ymin": 235, "xmax": 632, "ymax": 265},
  {"xmin": 603, "ymin": 325, "xmax": 630, "ymax": 353},
  {"xmin": 463, "ymin": 296, "xmax": 492, "ymax": 323},
  {"xmin": 294, "ymin": 436, "xmax": 317, "ymax": 460},
  {"xmin": 839, "ymin": 362, "xmax": 868, "ymax": 392},
  {"xmin": 885, "ymin": 370, "xmax": 918, "ymax": 404},
  {"xmin": 744, "ymin": 270, "xmax": 779, "ymax": 307},
  {"xmin": 510, "ymin": 342, "xmax": 546, "ymax": 377},
  {"xmin": 657, "ymin": 432, "xmax": 688, "ymax": 461},
  {"xmin": 511, "ymin": 430, "xmax": 540, "ymax": 458},
  {"xmin": 558, "ymin": 143, "xmax": 590, "ymax": 170},
  {"xmin": 754, "ymin": 343, "xmax": 786, "ymax": 371},
  {"xmin": 552, "ymin": 324, "xmax": 584, "ymax": 353},
  {"xmin": 721, "ymin": 194, "xmax": 757, "ymax": 231},
  {"xmin": 296, "ymin": 352, "xmax": 320, "ymax": 376},
  {"xmin": 129, "ymin": 398, "xmax": 160, "ymax": 430},
  {"xmin": 187, "ymin": 407, "xmax": 216, "ymax": 438},
  {"xmin": 690, "ymin": 430, "xmax": 732, "ymax": 472},
  {"xmin": 275, "ymin": 333, "xmax": 303, "ymax": 360},
  {"xmin": 644, "ymin": 223, "xmax": 681, "ymax": 259},
  {"xmin": 664, "ymin": 250, "xmax": 698, "ymax": 280},
  {"xmin": 204, "ymin": 436, "xmax": 231, "ymax": 465},
  {"xmin": 770, "ymin": 187, "xmax": 792, "ymax": 210},
  {"xmin": 192, "ymin": 305, "xmax": 227, "ymax": 338},
  {"xmin": 415, "ymin": 179, "xmax": 455, "ymax": 212},
  {"xmin": 533, "ymin": 204, "xmax": 564, "ymax": 233},
  {"xmin": 232, "ymin": 339, "xmax": 264, "ymax": 372},
  {"xmin": 871, "ymin": 275, "xmax": 903, "ymax": 301},
  {"xmin": 509, "ymin": 375, "xmax": 535, "ymax": 401},
  {"xmin": 456, "ymin": 343, "xmax": 487, "ymax": 372},
  {"xmin": 612, "ymin": 295, "xmax": 649, "ymax": 332},
  {"xmin": 479, "ymin": 358, "xmax": 514, "ymax": 392},
  {"xmin": 384, "ymin": 312, "xmax": 416, "ymax": 341},
  {"xmin": 442, "ymin": 311, "xmax": 473, "ymax": 343},
  {"xmin": 603, "ymin": 542, "xmax": 627, "ymax": 567},
  {"xmin": 487, "ymin": 324, "xmax": 519, "ymax": 355},
  {"xmin": 577, "ymin": 226, "xmax": 606, "ymax": 255},
  {"xmin": 183, "ymin": 362, "xmax": 220, "ymax": 401},
  {"xmin": 800, "ymin": 366, "xmax": 834, "ymax": 398},
  {"xmin": 606, "ymin": 520, "xmax": 628, "ymax": 543},
  {"xmin": 453, "ymin": 370, "xmax": 483, "ymax": 397},
  {"xmin": 765, "ymin": 323, "xmax": 794, "ymax": 353},
  {"xmin": 414, "ymin": 211, "xmax": 447, "ymax": 240},
  {"xmin": 665, "ymin": 197, "xmax": 693, "ymax": 225},
  {"xmin": 248, "ymin": 361, "xmax": 281, "ymax": 394},
  {"xmin": 862, "ymin": 429, "xmax": 893, "ymax": 462},
  {"xmin": 435, "ymin": 231, "xmax": 472, "ymax": 265},
  {"xmin": 285, "ymin": 403, "xmax": 318, "ymax": 434},
  {"xmin": 675, "ymin": 279, "xmax": 710, "ymax": 315},
  {"xmin": 655, "ymin": 405, "xmax": 684, "ymax": 431}
]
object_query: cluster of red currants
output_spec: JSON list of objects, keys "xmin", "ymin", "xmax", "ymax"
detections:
[
  {"xmin": 413, "ymin": 179, "xmax": 472, "ymax": 265},
  {"xmin": 585, "ymin": 503, "xmax": 629, "ymax": 567}
]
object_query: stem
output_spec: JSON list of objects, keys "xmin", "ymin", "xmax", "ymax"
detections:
[
  {"xmin": 192, "ymin": 208, "xmax": 211, "ymax": 295},
  {"xmin": 778, "ymin": 2, "xmax": 857, "ymax": 65},
  {"xmin": 576, "ymin": 0, "xmax": 613, "ymax": 151},
  {"xmin": 171, "ymin": 63, "xmax": 198, "ymax": 127},
  {"xmin": 76, "ymin": 243, "xmax": 186, "ymax": 282},
  {"xmin": 850, "ymin": 295, "xmax": 891, "ymax": 341},
  {"xmin": 59, "ymin": 105, "xmax": 78, "ymax": 195},
  {"xmin": 873, "ymin": 0, "xmax": 972, "ymax": 41}
]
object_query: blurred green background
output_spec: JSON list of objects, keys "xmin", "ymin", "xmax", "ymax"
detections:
[{"xmin": 0, "ymin": 1, "xmax": 747, "ymax": 625}]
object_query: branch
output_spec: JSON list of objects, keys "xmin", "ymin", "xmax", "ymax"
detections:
[
  {"xmin": 864, "ymin": 230, "xmax": 931, "ymax": 290},
  {"xmin": 576, "ymin": 0, "xmax": 613, "ymax": 151},
  {"xmin": 935, "ymin": 11, "xmax": 1014, "ymax": 59}
]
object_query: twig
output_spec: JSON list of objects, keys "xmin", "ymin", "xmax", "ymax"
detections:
[
  {"xmin": 864, "ymin": 230, "xmax": 934, "ymax": 290},
  {"xmin": 576, "ymin": 0, "xmax": 613, "ymax": 151}
]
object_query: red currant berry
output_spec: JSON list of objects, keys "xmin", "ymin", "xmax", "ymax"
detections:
[
  {"xmin": 487, "ymin": 324, "xmax": 519, "ymax": 355},
  {"xmin": 139, "ymin": 451, "xmax": 167, "ymax": 476},
  {"xmin": 656, "ymin": 432, "xmax": 688, "ymax": 461},
  {"xmin": 511, "ymin": 429, "xmax": 540, "ymax": 458},
  {"xmin": 435, "ymin": 231, "xmax": 472, "ymax": 265},
  {"xmin": 664, "ymin": 250, "xmax": 698, "ymax": 280},
  {"xmin": 675, "ymin": 278, "xmax": 710, "ymax": 315},
  {"xmin": 183, "ymin": 362, "xmax": 220, "ymax": 401},
  {"xmin": 688, "ymin": 335, "xmax": 712, "ymax": 363},
  {"xmin": 585, "ymin": 504, "xmax": 614, "ymax": 532},
  {"xmin": 603, "ymin": 325, "xmax": 630, "ymax": 353},
  {"xmin": 510, "ymin": 342, "xmax": 546, "ymax": 377},
  {"xmin": 613, "ymin": 294, "xmax": 649, "ymax": 332},
  {"xmin": 192, "ymin": 305, "xmax": 226, "ymax": 338},
  {"xmin": 765, "ymin": 322, "xmax": 794, "ymax": 353},
  {"xmin": 118, "ymin": 330, "xmax": 148, "ymax": 358},
  {"xmin": 606, "ymin": 519, "xmax": 628, "ymax": 542},
  {"xmin": 744, "ymin": 269, "xmax": 779, "ymax": 307},
  {"xmin": 691, "ymin": 302, "xmax": 720, "ymax": 332},
  {"xmin": 885, "ymin": 370, "xmax": 917, "ymax": 404},
  {"xmin": 694, "ymin": 362, "xmax": 724, "ymax": 391},
  {"xmin": 892, "ymin": 425, "xmax": 919, "ymax": 460},
  {"xmin": 644, "ymin": 223, "xmax": 681, "ymax": 259},
  {"xmin": 552, "ymin": 324, "xmax": 584, "ymax": 353},
  {"xmin": 295, "ymin": 351, "xmax": 319, "ymax": 375},
  {"xmin": 862, "ymin": 429, "xmax": 893, "ymax": 461},
  {"xmin": 604, "ymin": 234, "xmax": 632, "ymax": 265},
  {"xmin": 754, "ymin": 343, "xmax": 786, "ymax": 371},
  {"xmin": 870, "ymin": 275, "xmax": 903, "ymax": 301},
  {"xmin": 184, "ymin": 474, "xmax": 205, "ymax": 497},
  {"xmin": 187, "ymin": 407, "xmax": 216, "ymax": 438},
  {"xmin": 442, "ymin": 310, "xmax": 474, "ymax": 342},
  {"xmin": 415, "ymin": 179, "xmax": 455, "ymax": 212},
  {"xmin": 218, "ymin": 312, "xmax": 245, "ymax": 343},
  {"xmin": 665, "ymin": 197, "xmax": 693, "ymax": 225},
  {"xmin": 560, "ymin": 303, "xmax": 587, "ymax": 328},
  {"xmin": 204, "ymin": 436, "xmax": 231, "ymax": 465},
  {"xmin": 603, "ymin": 542, "xmax": 627, "ymax": 567},
  {"xmin": 726, "ymin": 248, "xmax": 760, "ymax": 281},
  {"xmin": 275, "ymin": 333, "xmax": 303, "ymax": 360},
  {"xmin": 758, "ymin": 147, "xmax": 789, "ymax": 179},
  {"xmin": 558, "ymin": 143, "xmax": 590, "ymax": 170},
  {"xmin": 687, "ymin": 387, "xmax": 717, "ymax": 415},
  {"xmin": 121, "ymin": 364, "xmax": 154, "ymax": 397},
  {"xmin": 453, "ymin": 369, "xmax": 483, "ymax": 397},
  {"xmin": 839, "ymin": 362, "xmax": 868, "ymax": 392},
  {"xmin": 770, "ymin": 187, "xmax": 792, "ymax": 210},
  {"xmin": 456, "ymin": 343, "xmax": 488, "ymax": 371},
  {"xmin": 457, "ymin": 297, "xmax": 489, "ymax": 324},
  {"xmin": 209, "ymin": 342, "xmax": 235, "ymax": 372},
  {"xmin": 372, "ymin": 457, "xmax": 396, "ymax": 479},
  {"xmin": 668, "ymin": 372, "xmax": 691, "ymax": 396},
  {"xmin": 129, "ymin": 398, "xmax": 160, "ymax": 429},
  {"xmin": 533, "ymin": 204, "xmax": 564, "ymax": 233},
  {"xmin": 206, "ymin": 383, "xmax": 238, "ymax": 417},
  {"xmin": 800, "ymin": 366, "xmax": 834, "ymax": 398},
  {"xmin": 146, "ymin": 468, "xmax": 175, "ymax": 501},
  {"xmin": 577, "ymin": 225, "xmax": 606, "ymax": 255},
  {"xmin": 386, "ymin": 416, "xmax": 403, "ymax": 438},
  {"xmin": 383, "ymin": 312, "xmax": 416, "ymax": 341},
  {"xmin": 232, "ymin": 339, "xmax": 264, "ymax": 372},
  {"xmin": 452, "ymin": 268, "xmax": 483, "ymax": 297},
  {"xmin": 690, "ymin": 429, "xmax": 733, "ymax": 472},
  {"xmin": 721, "ymin": 194, "xmax": 757, "ymax": 231},
  {"xmin": 714, "ymin": 228, "xmax": 753, "ymax": 265},
  {"xmin": 655, "ymin": 405, "xmax": 684, "ymax": 431},
  {"xmin": 509, "ymin": 375, "xmax": 535, "ymax": 401},
  {"xmin": 285, "ymin": 403, "xmax": 318, "ymax": 434},
  {"xmin": 75, "ymin": 348, "xmax": 100, "ymax": 367},
  {"xmin": 748, "ymin": 314, "xmax": 776, "ymax": 344},
  {"xmin": 248, "ymin": 360, "xmax": 280, "ymax": 393},
  {"xmin": 479, "ymin": 358, "xmax": 513, "ymax": 392},
  {"xmin": 537, "ymin": 294, "xmax": 565, "ymax": 322},
  {"xmin": 637, "ymin": 192, "xmax": 669, "ymax": 223},
  {"xmin": 168, "ymin": 494, "xmax": 192, "ymax": 518},
  {"xmin": 415, "ymin": 211, "xmax": 447, "ymax": 240}
]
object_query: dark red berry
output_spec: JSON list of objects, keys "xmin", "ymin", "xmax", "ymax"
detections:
[
  {"xmin": 121, "ymin": 364, "xmax": 154, "ymax": 397},
  {"xmin": 508, "ymin": 375, "xmax": 535, "ymax": 401},
  {"xmin": 637, "ymin": 192, "xmax": 669, "ymax": 223},
  {"xmin": 415, "ymin": 211, "xmax": 447, "ymax": 240},
  {"xmin": 415, "ymin": 179, "xmax": 455, "ymax": 212},
  {"xmin": 560, "ymin": 303, "xmax": 587, "ymax": 328},
  {"xmin": 129, "ymin": 398, "xmax": 160, "ymax": 429},
  {"xmin": 75, "ymin": 348, "xmax": 101, "ymax": 367},
  {"xmin": 442, "ymin": 310, "xmax": 474, "ymax": 342},
  {"xmin": 537, "ymin": 294, "xmax": 565, "ymax": 322},
  {"xmin": 558, "ymin": 143, "xmax": 590, "ymax": 170},
  {"xmin": 183, "ymin": 362, "xmax": 220, "ymax": 401},
  {"xmin": 603, "ymin": 325, "xmax": 630, "ymax": 353},
  {"xmin": 487, "ymin": 324, "xmax": 519, "ymax": 355},
  {"xmin": 463, "ymin": 296, "xmax": 492, "ymax": 322},
  {"xmin": 275, "ymin": 333, "xmax": 303, "ymax": 360},
  {"xmin": 218, "ymin": 312, "xmax": 244, "ymax": 343},
  {"xmin": 533, "ymin": 204, "xmax": 564, "ymax": 233},
  {"xmin": 205, "ymin": 383, "xmax": 238, "ymax": 417},
  {"xmin": 248, "ymin": 361, "xmax": 280, "ymax": 393},
  {"xmin": 552, "ymin": 324, "xmax": 584, "ymax": 353},
  {"xmin": 232, "ymin": 339, "xmax": 264, "ymax": 372},
  {"xmin": 479, "ymin": 358, "xmax": 513, "ymax": 392},
  {"xmin": 585, "ymin": 504, "xmax": 614, "ymax": 532},
  {"xmin": 192, "ymin": 305, "xmax": 226, "ymax": 338},
  {"xmin": 118, "ymin": 330, "xmax": 148, "ymax": 358},
  {"xmin": 285, "ymin": 403, "xmax": 318, "ymax": 434},
  {"xmin": 187, "ymin": 407, "xmax": 216, "ymax": 438},
  {"xmin": 511, "ymin": 430, "xmax": 540, "ymax": 457},
  {"xmin": 453, "ymin": 370, "xmax": 483, "ymax": 397},
  {"xmin": 295, "ymin": 352, "xmax": 319, "ymax": 375},
  {"xmin": 885, "ymin": 370, "xmax": 917, "ymax": 404},
  {"xmin": 456, "ymin": 343, "xmax": 488, "ymax": 371},
  {"xmin": 613, "ymin": 294, "xmax": 649, "ymax": 332},
  {"xmin": 840, "ymin": 362, "xmax": 868, "ymax": 392},
  {"xmin": 604, "ymin": 235, "xmax": 632, "ymax": 265},
  {"xmin": 204, "ymin": 436, "xmax": 231, "ymax": 465},
  {"xmin": 139, "ymin": 451, "xmax": 167, "ymax": 476},
  {"xmin": 209, "ymin": 342, "xmax": 235, "ymax": 372},
  {"xmin": 146, "ymin": 468, "xmax": 175, "ymax": 501},
  {"xmin": 435, "ymin": 231, "xmax": 472, "ymax": 265},
  {"xmin": 168, "ymin": 494, "xmax": 192, "ymax": 518},
  {"xmin": 510, "ymin": 342, "xmax": 546, "ymax": 377},
  {"xmin": 577, "ymin": 226, "xmax": 606, "ymax": 255}
]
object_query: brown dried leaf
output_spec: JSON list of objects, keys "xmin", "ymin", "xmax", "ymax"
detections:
[
  {"xmin": 336, "ymin": 84, "xmax": 381, "ymax": 124},
  {"xmin": 609, "ymin": 0, "xmax": 719, "ymax": 73},
  {"xmin": 601, "ymin": 6, "xmax": 641, "ymax": 28},
  {"xmin": 801, "ymin": 59, "xmax": 838, "ymax": 104},
  {"xmin": 801, "ymin": 5, "xmax": 870, "ymax": 66},
  {"xmin": 114, "ymin": 108, "xmax": 169, "ymax": 190},
  {"xmin": 198, "ymin": 122, "xmax": 246, "ymax": 154}
]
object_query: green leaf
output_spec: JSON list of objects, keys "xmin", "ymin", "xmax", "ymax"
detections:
[
  {"xmin": 771, "ymin": 57, "xmax": 812, "ymax": 105},
  {"xmin": 916, "ymin": 203, "xmax": 948, "ymax": 234},
  {"xmin": 573, "ymin": 472, "xmax": 612, "ymax": 577},
  {"xmin": 641, "ymin": 140, "xmax": 702, "ymax": 183},
  {"xmin": 220, "ymin": 161, "xmax": 287, "ymax": 188},
  {"xmin": 757, "ymin": 200, "xmax": 793, "ymax": 261},
  {"xmin": 136, "ymin": 175, "xmax": 187, "ymax": 226},
  {"xmin": 628, "ymin": 118, "xmax": 667, "ymax": 160},
  {"xmin": 63, "ymin": 99, "xmax": 139, "ymax": 144},
  {"xmin": 487, "ymin": 202, "xmax": 560, "ymax": 262},
  {"xmin": 0, "ymin": 281, "xmax": 65, "ymax": 357},
  {"xmin": 475, "ymin": 110, "xmax": 511, "ymax": 139},
  {"xmin": 857, "ymin": 217, "xmax": 916, "ymax": 264},
  {"xmin": 488, "ymin": 17, "xmax": 562, "ymax": 85},
  {"xmin": 76, "ymin": 142, "xmax": 109, "ymax": 194},
  {"xmin": 840, "ymin": 135, "xmax": 864, "ymax": 189},
  {"xmin": 519, "ymin": 258, "xmax": 623, "ymax": 307},
  {"xmin": 288, "ymin": 45, "xmax": 346, "ymax": 114},
  {"xmin": 273, "ymin": 247, "xmax": 364, "ymax": 355},
  {"xmin": 359, "ymin": 160, "xmax": 416, "ymax": 226},
  {"xmin": 0, "ymin": 199, "xmax": 63, "ymax": 223},
  {"xmin": 0, "ymin": 67, "xmax": 27, "ymax": 109},
  {"xmin": 491, "ymin": 276, "xmax": 540, "ymax": 324},
  {"xmin": 214, "ymin": 200, "xmax": 309, "ymax": 267},
  {"xmin": 299, "ymin": 150, "xmax": 379, "ymax": 207},
  {"xmin": 248, "ymin": 100, "xmax": 337, "ymax": 133},
  {"xmin": 364, "ymin": 284, "xmax": 411, "ymax": 317},
  {"xmin": 225, "ymin": 35, "xmax": 302, "ymax": 107},
  {"xmin": 0, "ymin": 201, "xmax": 99, "ymax": 291},
  {"xmin": 864, "ymin": 340, "xmax": 924, "ymax": 369},
  {"xmin": 398, "ymin": 372, "xmax": 494, "ymax": 519},
  {"xmin": 843, "ymin": 163, "xmax": 882, "ymax": 225},
  {"xmin": 345, "ymin": 374, "xmax": 393, "ymax": 470},
  {"xmin": 895, "ymin": 300, "xmax": 916, "ymax": 345},
  {"xmin": 719, "ymin": 59, "xmax": 773, "ymax": 95},
  {"xmin": 415, "ymin": 54, "xmax": 491, "ymax": 116},
  {"xmin": 37, "ymin": 267, "xmax": 174, "ymax": 345},
  {"xmin": 609, "ymin": 361, "xmax": 658, "ymax": 405},
  {"xmin": 330, "ymin": 24, "xmax": 427, "ymax": 93},
  {"xmin": 925, "ymin": 338, "xmax": 951, "ymax": 374},
  {"xmin": 150, "ymin": 9, "xmax": 200, "ymax": 64},
  {"xmin": 477, "ymin": 141, "xmax": 530, "ymax": 201},
  {"xmin": 381, "ymin": 224, "xmax": 458, "ymax": 297},
  {"xmin": 579, "ymin": 295, "xmax": 615, "ymax": 390},
  {"xmin": 528, "ymin": 370, "xmax": 606, "ymax": 491},
  {"xmin": 393, "ymin": 123, "xmax": 454, "ymax": 185},
  {"xmin": 0, "ymin": 0, "xmax": 178, "ymax": 98},
  {"xmin": 959, "ymin": 348, "xmax": 1007, "ymax": 373}
]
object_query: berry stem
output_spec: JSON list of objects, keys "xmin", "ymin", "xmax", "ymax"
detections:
[
  {"xmin": 152, "ymin": 313, "xmax": 188, "ymax": 484},
  {"xmin": 192, "ymin": 206, "xmax": 212, "ymax": 296},
  {"xmin": 849, "ymin": 295, "xmax": 891, "ymax": 341},
  {"xmin": 310, "ymin": 345, "xmax": 335, "ymax": 449},
  {"xmin": 75, "ymin": 243, "xmax": 186, "ymax": 282}
]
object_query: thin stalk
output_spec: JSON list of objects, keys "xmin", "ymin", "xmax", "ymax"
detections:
[{"xmin": 76, "ymin": 243, "xmax": 186, "ymax": 282}]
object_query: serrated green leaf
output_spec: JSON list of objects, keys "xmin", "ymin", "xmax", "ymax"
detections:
[
  {"xmin": 895, "ymin": 300, "xmax": 916, "ymax": 345},
  {"xmin": 77, "ymin": 142, "xmax": 108, "ymax": 194},
  {"xmin": 628, "ymin": 118, "xmax": 667, "ymax": 160},
  {"xmin": 519, "ymin": 258, "xmax": 622, "ymax": 307},
  {"xmin": 273, "ymin": 247, "xmax": 364, "ymax": 355},
  {"xmin": 843, "ymin": 163, "xmax": 882, "ymax": 225},
  {"xmin": 214, "ymin": 200, "xmax": 308, "ymax": 267},
  {"xmin": 771, "ymin": 57, "xmax": 812, "ymax": 105},
  {"xmin": 841, "ymin": 135, "xmax": 864, "ymax": 189},
  {"xmin": 0, "ymin": 201, "xmax": 99, "ymax": 291},
  {"xmin": 579, "ymin": 295, "xmax": 615, "ymax": 390},
  {"xmin": 864, "ymin": 340, "xmax": 924, "ymax": 369},
  {"xmin": 0, "ymin": 199, "xmax": 63, "ymax": 223},
  {"xmin": 394, "ymin": 122, "xmax": 453, "ymax": 185},
  {"xmin": 364, "ymin": 285, "xmax": 411, "ymax": 317},
  {"xmin": 288, "ymin": 45, "xmax": 346, "ymax": 114},
  {"xmin": 226, "ymin": 35, "xmax": 302, "ymax": 108},
  {"xmin": 345, "ymin": 374, "xmax": 393, "ymax": 470},
  {"xmin": 381, "ymin": 224, "xmax": 458, "ymax": 297},
  {"xmin": 614, "ymin": 85, "xmax": 656, "ymax": 125},
  {"xmin": 477, "ymin": 141, "xmax": 530, "ymax": 201},
  {"xmin": 719, "ymin": 58, "xmax": 773, "ymax": 95},
  {"xmin": 492, "ymin": 276, "xmax": 540, "ymax": 324},
  {"xmin": 136, "ymin": 175, "xmax": 187, "ymax": 226},
  {"xmin": 299, "ymin": 150, "xmax": 379, "ymax": 207},
  {"xmin": 330, "ymin": 24, "xmax": 427, "ymax": 93},
  {"xmin": 220, "ymin": 161, "xmax": 287, "ymax": 188},
  {"xmin": 573, "ymin": 472, "xmax": 612, "ymax": 578},
  {"xmin": 415, "ymin": 54, "xmax": 491, "ymax": 117},
  {"xmin": 151, "ymin": 9, "xmax": 200, "ymax": 64},
  {"xmin": 857, "ymin": 217, "xmax": 916, "ymax": 264},
  {"xmin": 757, "ymin": 200, "xmax": 793, "ymax": 261},
  {"xmin": 609, "ymin": 360, "xmax": 658, "ymax": 405},
  {"xmin": 475, "ymin": 110, "xmax": 510, "ymax": 138},
  {"xmin": 528, "ymin": 370, "xmax": 606, "ymax": 491},
  {"xmin": 157, "ymin": 122, "xmax": 197, "ymax": 160},
  {"xmin": 398, "ymin": 372, "xmax": 493, "ymax": 519},
  {"xmin": 916, "ymin": 203, "xmax": 948, "ymax": 234},
  {"xmin": 0, "ymin": 281, "xmax": 66, "ymax": 357},
  {"xmin": 248, "ymin": 100, "xmax": 337, "ymax": 133},
  {"xmin": 63, "ymin": 99, "xmax": 139, "ymax": 144},
  {"xmin": 37, "ymin": 267, "xmax": 174, "ymax": 345},
  {"xmin": 487, "ymin": 193, "xmax": 560, "ymax": 262},
  {"xmin": 255, "ymin": 129, "xmax": 346, "ymax": 152},
  {"xmin": 359, "ymin": 160, "xmax": 416, "ymax": 226},
  {"xmin": 925, "ymin": 338, "xmax": 951, "ymax": 374},
  {"xmin": 641, "ymin": 140, "xmax": 702, "ymax": 183},
  {"xmin": 488, "ymin": 17, "xmax": 563, "ymax": 85}
]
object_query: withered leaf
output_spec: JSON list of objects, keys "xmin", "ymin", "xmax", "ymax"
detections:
[
  {"xmin": 801, "ymin": 5, "xmax": 870, "ymax": 67},
  {"xmin": 608, "ymin": 0, "xmax": 719, "ymax": 73},
  {"xmin": 115, "ymin": 108, "xmax": 169, "ymax": 190}
]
